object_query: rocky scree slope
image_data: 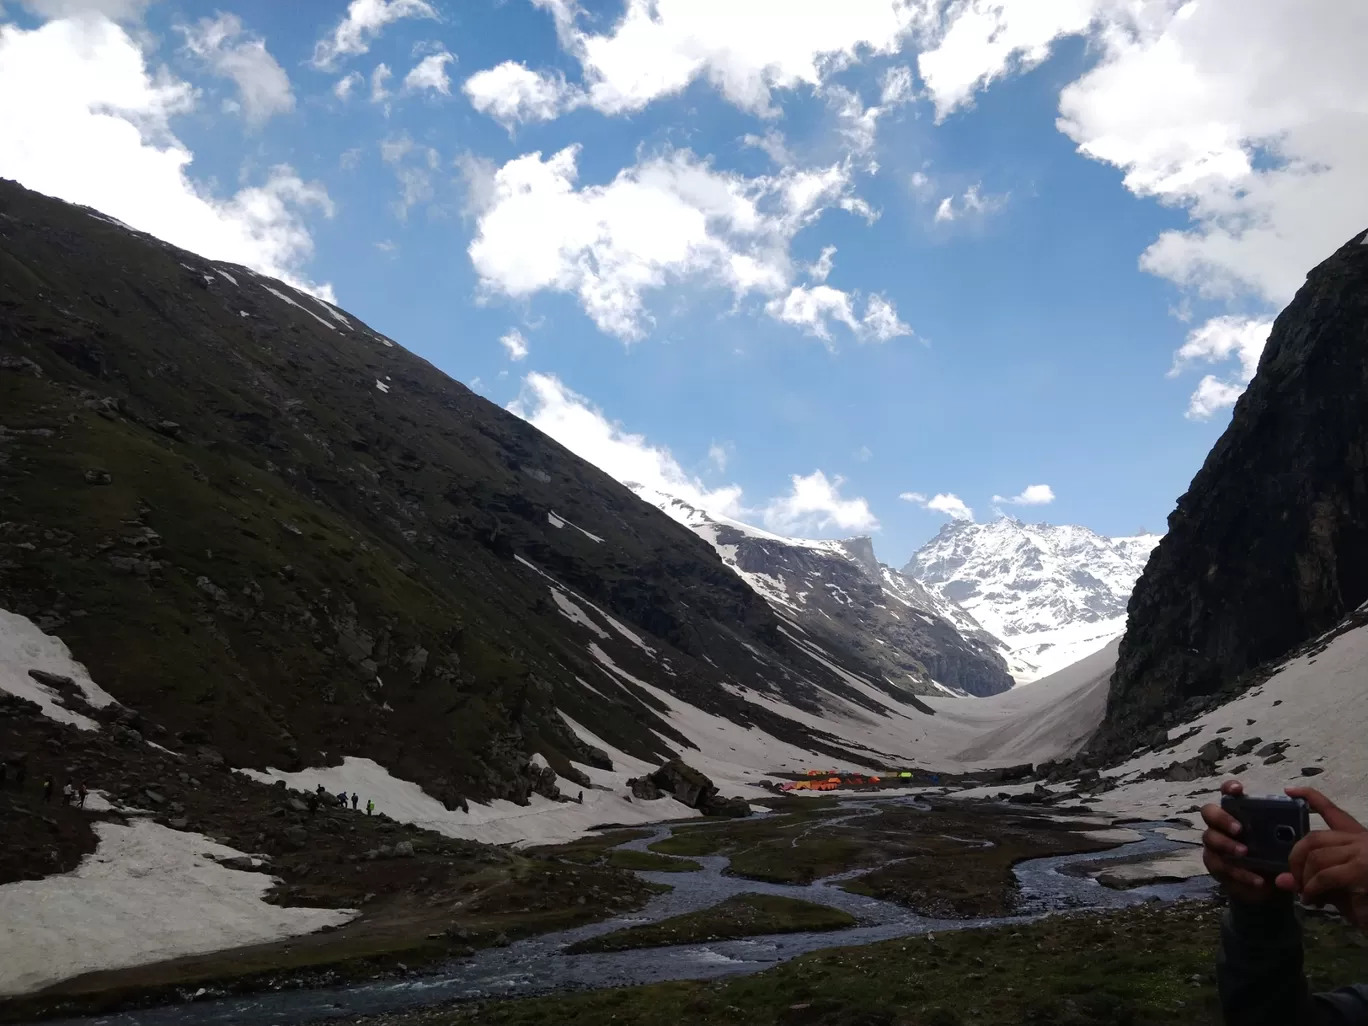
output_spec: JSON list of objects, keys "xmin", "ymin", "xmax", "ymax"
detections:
[
  {"xmin": 0, "ymin": 179, "xmax": 930, "ymax": 805},
  {"xmin": 638, "ymin": 490, "xmax": 1013, "ymax": 697},
  {"xmin": 906, "ymin": 518, "xmax": 1159, "ymax": 682},
  {"xmin": 1096, "ymin": 228, "xmax": 1368, "ymax": 753}
]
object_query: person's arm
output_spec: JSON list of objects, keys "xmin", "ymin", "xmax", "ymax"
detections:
[{"xmin": 1218, "ymin": 897, "xmax": 1368, "ymax": 1025}]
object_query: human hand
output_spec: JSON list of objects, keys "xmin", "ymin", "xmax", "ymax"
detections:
[
  {"xmin": 1286, "ymin": 787, "xmax": 1368, "ymax": 927},
  {"xmin": 1202, "ymin": 779, "xmax": 1278, "ymax": 903}
]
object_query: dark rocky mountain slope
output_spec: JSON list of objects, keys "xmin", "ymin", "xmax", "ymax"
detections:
[
  {"xmin": 637, "ymin": 492, "xmax": 1012, "ymax": 697},
  {"xmin": 1096, "ymin": 227, "xmax": 1368, "ymax": 751},
  {"xmin": 0, "ymin": 179, "xmax": 942, "ymax": 803}
]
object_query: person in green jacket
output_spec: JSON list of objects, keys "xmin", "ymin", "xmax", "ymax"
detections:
[
  {"xmin": 366, "ymin": 799, "xmax": 374, "ymax": 816},
  {"xmin": 1203, "ymin": 779, "xmax": 1368, "ymax": 1024}
]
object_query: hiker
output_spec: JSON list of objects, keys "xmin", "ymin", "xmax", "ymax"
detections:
[
  {"xmin": 366, "ymin": 799, "xmax": 374, "ymax": 816},
  {"xmin": 577, "ymin": 790, "xmax": 584, "ymax": 804},
  {"xmin": 307, "ymin": 791, "xmax": 320, "ymax": 818},
  {"xmin": 336, "ymin": 790, "xmax": 348, "ymax": 808},
  {"xmin": 42, "ymin": 777, "xmax": 53, "ymax": 802},
  {"xmin": 1203, "ymin": 779, "xmax": 1368, "ymax": 1023},
  {"xmin": 63, "ymin": 782, "xmax": 74, "ymax": 805},
  {"xmin": 78, "ymin": 783, "xmax": 87, "ymax": 808},
  {"xmin": 351, "ymin": 792, "xmax": 359, "ymax": 810}
]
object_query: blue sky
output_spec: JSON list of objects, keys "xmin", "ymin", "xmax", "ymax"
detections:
[{"xmin": 2, "ymin": 0, "xmax": 1364, "ymax": 566}]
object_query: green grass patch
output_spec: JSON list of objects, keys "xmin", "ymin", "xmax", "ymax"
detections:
[
  {"xmin": 606, "ymin": 850, "xmax": 703, "ymax": 873},
  {"xmin": 403, "ymin": 902, "xmax": 1368, "ymax": 1026},
  {"xmin": 565, "ymin": 894, "xmax": 856, "ymax": 955}
]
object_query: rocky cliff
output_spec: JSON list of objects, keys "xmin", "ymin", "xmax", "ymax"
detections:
[
  {"xmin": 0, "ymin": 178, "xmax": 934, "ymax": 804},
  {"xmin": 637, "ymin": 490, "xmax": 1014, "ymax": 697},
  {"xmin": 1096, "ymin": 228, "xmax": 1368, "ymax": 750}
]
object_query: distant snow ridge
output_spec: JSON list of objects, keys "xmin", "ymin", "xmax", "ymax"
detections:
[{"xmin": 906, "ymin": 519, "xmax": 1160, "ymax": 683}]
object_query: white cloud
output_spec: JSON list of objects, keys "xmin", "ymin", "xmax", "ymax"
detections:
[
  {"xmin": 901, "ymin": 491, "xmax": 974, "ymax": 521},
  {"xmin": 861, "ymin": 293, "xmax": 912, "ymax": 340},
  {"xmin": 467, "ymin": 145, "xmax": 877, "ymax": 341},
  {"xmin": 854, "ymin": 445, "xmax": 873, "ymax": 463},
  {"xmin": 510, "ymin": 373, "xmax": 877, "ymax": 537},
  {"xmin": 880, "ymin": 64, "xmax": 916, "ymax": 105},
  {"xmin": 311, "ymin": 0, "xmax": 437, "ymax": 71},
  {"xmin": 762, "ymin": 470, "xmax": 879, "ymax": 535},
  {"xmin": 370, "ymin": 62, "xmax": 392, "ymax": 103},
  {"xmin": 179, "ymin": 13, "xmax": 293, "ymax": 128},
  {"xmin": 707, "ymin": 441, "xmax": 731, "ymax": 472},
  {"xmin": 992, "ymin": 483, "xmax": 1056, "ymax": 506},
  {"xmin": 531, "ymin": 0, "xmax": 914, "ymax": 117},
  {"xmin": 19, "ymin": 0, "xmax": 151, "ymax": 18},
  {"xmin": 379, "ymin": 134, "xmax": 439, "ymax": 219},
  {"xmin": 0, "ymin": 16, "xmax": 333, "ymax": 299},
  {"xmin": 499, "ymin": 328, "xmax": 529, "ymax": 361},
  {"xmin": 334, "ymin": 71, "xmax": 363, "ymax": 100},
  {"xmin": 914, "ymin": 0, "xmax": 1102, "ymax": 121},
  {"xmin": 1168, "ymin": 314, "xmax": 1273, "ymax": 419},
  {"xmin": 1056, "ymin": 0, "xmax": 1368, "ymax": 308},
  {"xmin": 911, "ymin": 0, "xmax": 1368, "ymax": 415},
  {"xmin": 932, "ymin": 183, "xmax": 1008, "ymax": 222},
  {"xmin": 463, "ymin": 60, "xmax": 582, "ymax": 128},
  {"xmin": 741, "ymin": 129, "xmax": 794, "ymax": 167},
  {"xmin": 807, "ymin": 245, "xmax": 836, "ymax": 283},
  {"xmin": 403, "ymin": 50, "xmax": 453, "ymax": 95},
  {"xmin": 764, "ymin": 285, "xmax": 912, "ymax": 344},
  {"xmin": 509, "ymin": 372, "xmax": 745, "ymax": 517}
]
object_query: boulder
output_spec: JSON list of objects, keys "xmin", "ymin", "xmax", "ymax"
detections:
[
  {"xmin": 393, "ymin": 840, "xmax": 416, "ymax": 857},
  {"xmin": 701, "ymin": 795, "xmax": 752, "ymax": 818},
  {"xmin": 647, "ymin": 759, "xmax": 717, "ymax": 809},
  {"xmin": 626, "ymin": 776, "xmax": 664, "ymax": 800}
]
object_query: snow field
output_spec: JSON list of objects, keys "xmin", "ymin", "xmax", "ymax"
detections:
[
  {"xmin": 0, "ymin": 608, "xmax": 119, "ymax": 729},
  {"xmin": 0, "ymin": 820, "xmax": 355, "ymax": 996}
]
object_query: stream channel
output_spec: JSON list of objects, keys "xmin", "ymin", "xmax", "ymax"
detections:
[{"xmin": 52, "ymin": 796, "xmax": 1215, "ymax": 1026}]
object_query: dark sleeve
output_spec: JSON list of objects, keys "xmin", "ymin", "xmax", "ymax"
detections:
[{"xmin": 1217, "ymin": 897, "xmax": 1368, "ymax": 1025}]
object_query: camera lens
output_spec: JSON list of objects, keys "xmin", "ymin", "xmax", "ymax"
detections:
[{"xmin": 1275, "ymin": 825, "xmax": 1296, "ymax": 843}]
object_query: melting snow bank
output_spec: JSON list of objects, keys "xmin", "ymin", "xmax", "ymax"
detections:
[
  {"xmin": 0, "ymin": 820, "xmax": 355, "ymax": 997},
  {"xmin": 237, "ymin": 757, "xmax": 701, "ymax": 848},
  {"xmin": 0, "ymin": 608, "xmax": 119, "ymax": 729}
]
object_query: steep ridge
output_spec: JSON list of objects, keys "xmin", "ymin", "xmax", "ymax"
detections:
[
  {"xmin": 906, "ymin": 518, "xmax": 1159, "ymax": 682},
  {"xmin": 637, "ymin": 489, "xmax": 1014, "ymax": 697},
  {"xmin": 0, "ymin": 179, "xmax": 943, "ymax": 806},
  {"xmin": 1097, "ymin": 228, "xmax": 1368, "ymax": 752}
]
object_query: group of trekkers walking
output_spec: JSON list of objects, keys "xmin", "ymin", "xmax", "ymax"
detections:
[
  {"xmin": 306, "ymin": 783, "xmax": 374, "ymax": 818},
  {"xmin": 1, "ymin": 759, "xmax": 87, "ymax": 807}
]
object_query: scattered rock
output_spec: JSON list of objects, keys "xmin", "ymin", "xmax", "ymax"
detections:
[
  {"xmin": 1264, "ymin": 754, "xmax": 1288, "ymax": 766},
  {"xmin": 393, "ymin": 840, "xmax": 415, "ymax": 857},
  {"xmin": 627, "ymin": 776, "xmax": 663, "ymax": 801},
  {"xmin": 1300, "ymin": 766, "xmax": 1325, "ymax": 777},
  {"xmin": 83, "ymin": 469, "xmax": 112, "ymax": 485}
]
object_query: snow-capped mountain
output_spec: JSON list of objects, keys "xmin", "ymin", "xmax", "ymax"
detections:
[
  {"xmin": 905, "ymin": 519, "xmax": 1160, "ymax": 683},
  {"xmin": 636, "ymin": 488, "xmax": 1015, "ymax": 697}
]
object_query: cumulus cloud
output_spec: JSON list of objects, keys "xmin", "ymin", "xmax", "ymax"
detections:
[
  {"xmin": 911, "ymin": 0, "xmax": 1368, "ymax": 415},
  {"xmin": 311, "ymin": 0, "xmax": 437, "ymax": 71},
  {"xmin": 510, "ymin": 373, "xmax": 877, "ymax": 536},
  {"xmin": 992, "ymin": 484, "xmax": 1056, "ymax": 506},
  {"xmin": 762, "ymin": 470, "xmax": 879, "ymax": 535},
  {"xmin": 18, "ymin": 0, "xmax": 152, "ymax": 18},
  {"xmin": 901, "ymin": 491, "xmax": 974, "ymax": 521},
  {"xmin": 179, "ymin": 13, "xmax": 294, "ymax": 127},
  {"xmin": 0, "ymin": 15, "xmax": 333, "ymax": 298},
  {"xmin": 463, "ymin": 60, "xmax": 582, "ymax": 128},
  {"xmin": 499, "ymin": 328, "xmax": 529, "ymax": 361},
  {"xmin": 370, "ymin": 63, "xmax": 392, "ymax": 103},
  {"xmin": 765, "ymin": 285, "xmax": 911, "ymax": 343},
  {"xmin": 932, "ymin": 183, "xmax": 1008, "ymax": 223},
  {"xmin": 403, "ymin": 50, "xmax": 453, "ymax": 95},
  {"xmin": 536, "ymin": 0, "xmax": 913, "ymax": 117},
  {"xmin": 379, "ymin": 134, "xmax": 439, "ymax": 219},
  {"xmin": 509, "ymin": 372, "xmax": 745, "ymax": 517},
  {"xmin": 334, "ymin": 71, "xmax": 363, "ymax": 100},
  {"xmin": 467, "ymin": 145, "xmax": 890, "ymax": 341},
  {"xmin": 1168, "ymin": 315, "xmax": 1273, "ymax": 419}
]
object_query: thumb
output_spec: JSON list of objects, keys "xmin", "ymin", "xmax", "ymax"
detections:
[{"xmin": 1285, "ymin": 787, "xmax": 1364, "ymax": 833}]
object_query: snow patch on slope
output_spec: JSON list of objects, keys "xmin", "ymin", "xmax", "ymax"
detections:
[
  {"xmin": 0, "ymin": 820, "xmax": 354, "ymax": 997},
  {"xmin": 0, "ymin": 608, "xmax": 119, "ymax": 730}
]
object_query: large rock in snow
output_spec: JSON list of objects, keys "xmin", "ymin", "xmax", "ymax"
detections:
[{"xmin": 1097, "ymin": 228, "xmax": 1368, "ymax": 752}]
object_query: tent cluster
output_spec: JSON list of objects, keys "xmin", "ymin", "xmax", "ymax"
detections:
[{"xmin": 779, "ymin": 770, "xmax": 884, "ymax": 792}]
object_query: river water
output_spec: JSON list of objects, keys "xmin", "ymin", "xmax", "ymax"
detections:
[{"xmin": 49, "ymin": 797, "xmax": 1213, "ymax": 1026}]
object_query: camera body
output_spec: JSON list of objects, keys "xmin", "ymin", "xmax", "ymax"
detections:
[{"xmin": 1221, "ymin": 794, "xmax": 1311, "ymax": 876}]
